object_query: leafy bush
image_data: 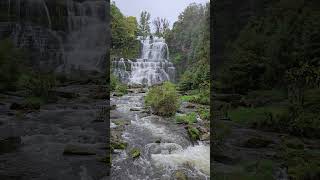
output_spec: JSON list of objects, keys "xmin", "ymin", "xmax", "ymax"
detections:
[
  {"xmin": 110, "ymin": 74, "xmax": 118, "ymax": 91},
  {"xmin": 289, "ymin": 112, "xmax": 320, "ymax": 138},
  {"xmin": 0, "ymin": 39, "xmax": 27, "ymax": 91},
  {"xmin": 22, "ymin": 96, "xmax": 45, "ymax": 110},
  {"xmin": 278, "ymin": 142, "xmax": 320, "ymax": 180},
  {"xmin": 197, "ymin": 108, "xmax": 210, "ymax": 121},
  {"xmin": 115, "ymin": 83, "xmax": 128, "ymax": 94},
  {"xmin": 187, "ymin": 126, "xmax": 200, "ymax": 141},
  {"xmin": 110, "ymin": 74, "xmax": 128, "ymax": 95},
  {"xmin": 145, "ymin": 82, "xmax": 179, "ymax": 116},
  {"xmin": 18, "ymin": 73, "xmax": 56, "ymax": 99}
]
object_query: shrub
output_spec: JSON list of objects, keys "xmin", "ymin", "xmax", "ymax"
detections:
[
  {"xmin": 110, "ymin": 74, "xmax": 128, "ymax": 96},
  {"xmin": 115, "ymin": 83, "xmax": 128, "ymax": 94},
  {"xmin": 145, "ymin": 82, "xmax": 179, "ymax": 116},
  {"xmin": 197, "ymin": 108, "xmax": 210, "ymax": 121},
  {"xmin": 110, "ymin": 74, "xmax": 118, "ymax": 91},
  {"xmin": 22, "ymin": 96, "xmax": 45, "ymax": 110},
  {"xmin": 0, "ymin": 39, "xmax": 27, "ymax": 91},
  {"xmin": 18, "ymin": 73, "xmax": 56, "ymax": 99},
  {"xmin": 187, "ymin": 126, "xmax": 200, "ymax": 141},
  {"xmin": 289, "ymin": 112, "xmax": 320, "ymax": 138}
]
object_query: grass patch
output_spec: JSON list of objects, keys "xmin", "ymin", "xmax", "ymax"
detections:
[
  {"xmin": 111, "ymin": 141, "xmax": 127, "ymax": 150},
  {"xmin": 215, "ymin": 159, "xmax": 276, "ymax": 180},
  {"xmin": 278, "ymin": 142, "xmax": 320, "ymax": 180},
  {"xmin": 197, "ymin": 107, "xmax": 210, "ymax": 121},
  {"xmin": 228, "ymin": 106, "xmax": 288, "ymax": 126},
  {"xmin": 242, "ymin": 89, "xmax": 287, "ymax": 107},
  {"xmin": 175, "ymin": 112, "xmax": 197, "ymax": 124},
  {"xmin": 180, "ymin": 95, "xmax": 195, "ymax": 102}
]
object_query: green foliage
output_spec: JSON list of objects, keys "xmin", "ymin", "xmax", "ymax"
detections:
[
  {"xmin": 22, "ymin": 96, "xmax": 45, "ymax": 110},
  {"xmin": 229, "ymin": 105, "xmax": 320, "ymax": 137},
  {"xmin": 214, "ymin": 120, "xmax": 231, "ymax": 145},
  {"xmin": 167, "ymin": 3, "xmax": 210, "ymax": 81},
  {"xmin": 197, "ymin": 108, "xmax": 210, "ymax": 121},
  {"xmin": 110, "ymin": 74, "xmax": 118, "ymax": 91},
  {"xmin": 219, "ymin": 0, "xmax": 320, "ymax": 94},
  {"xmin": 130, "ymin": 148, "xmax": 141, "ymax": 158},
  {"xmin": 278, "ymin": 141, "xmax": 320, "ymax": 180},
  {"xmin": 145, "ymin": 82, "xmax": 179, "ymax": 116},
  {"xmin": 242, "ymin": 89, "xmax": 287, "ymax": 107},
  {"xmin": 111, "ymin": 2, "xmax": 140, "ymax": 59},
  {"xmin": 138, "ymin": 11, "xmax": 151, "ymax": 37},
  {"xmin": 111, "ymin": 141, "xmax": 127, "ymax": 150},
  {"xmin": 290, "ymin": 112, "xmax": 320, "ymax": 138},
  {"xmin": 187, "ymin": 126, "xmax": 200, "ymax": 141},
  {"xmin": 0, "ymin": 39, "xmax": 28, "ymax": 91},
  {"xmin": 229, "ymin": 106, "xmax": 288, "ymax": 126},
  {"xmin": 175, "ymin": 112, "xmax": 197, "ymax": 124},
  {"xmin": 152, "ymin": 17, "xmax": 170, "ymax": 38},
  {"xmin": 215, "ymin": 160, "xmax": 276, "ymax": 180},
  {"xmin": 110, "ymin": 74, "xmax": 128, "ymax": 96},
  {"xmin": 18, "ymin": 72, "xmax": 56, "ymax": 99}
]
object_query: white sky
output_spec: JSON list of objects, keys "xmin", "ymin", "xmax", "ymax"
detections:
[{"xmin": 112, "ymin": 0, "xmax": 209, "ymax": 30}]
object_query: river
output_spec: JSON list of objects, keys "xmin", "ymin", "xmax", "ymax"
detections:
[{"xmin": 110, "ymin": 89, "xmax": 210, "ymax": 179}]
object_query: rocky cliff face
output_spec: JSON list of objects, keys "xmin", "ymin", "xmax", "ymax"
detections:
[
  {"xmin": 213, "ymin": 0, "xmax": 276, "ymax": 72},
  {"xmin": 0, "ymin": 0, "xmax": 109, "ymax": 76}
]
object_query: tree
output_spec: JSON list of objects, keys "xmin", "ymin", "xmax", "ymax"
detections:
[
  {"xmin": 153, "ymin": 17, "xmax": 170, "ymax": 38},
  {"xmin": 111, "ymin": 2, "xmax": 140, "ymax": 58},
  {"xmin": 138, "ymin": 11, "xmax": 151, "ymax": 38},
  {"xmin": 153, "ymin": 17, "xmax": 162, "ymax": 37}
]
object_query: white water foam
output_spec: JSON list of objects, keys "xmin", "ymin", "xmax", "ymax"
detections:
[{"xmin": 151, "ymin": 143, "xmax": 210, "ymax": 176}]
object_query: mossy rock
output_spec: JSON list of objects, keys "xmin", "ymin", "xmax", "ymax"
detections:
[
  {"xmin": 113, "ymin": 119, "xmax": 130, "ymax": 126},
  {"xmin": 111, "ymin": 141, "xmax": 127, "ymax": 150},
  {"xmin": 174, "ymin": 170, "xmax": 188, "ymax": 180},
  {"xmin": 130, "ymin": 148, "xmax": 141, "ymax": 158}
]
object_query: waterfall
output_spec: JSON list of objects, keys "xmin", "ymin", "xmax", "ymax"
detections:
[
  {"xmin": 113, "ymin": 36, "xmax": 176, "ymax": 86},
  {"xmin": 2, "ymin": 0, "xmax": 108, "ymax": 74},
  {"xmin": 40, "ymin": 0, "xmax": 52, "ymax": 29},
  {"xmin": 61, "ymin": 0, "xmax": 108, "ymax": 73},
  {"xmin": 7, "ymin": 0, "xmax": 10, "ymax": 19}
]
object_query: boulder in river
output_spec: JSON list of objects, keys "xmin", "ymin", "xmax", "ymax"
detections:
[
  {"xmin": 130, "ymin": 108, "xmax": 141, "ymax": 111},
  {"xmin": 174, "ymin": 170, "xmax": 188, "ymax": 180}
]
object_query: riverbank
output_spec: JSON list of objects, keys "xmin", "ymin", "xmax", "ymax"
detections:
[
  {"xmin": 0, "ymin": 81, "xmax": 109, "ymax": 179},
  {"xmin": 213, "ymin": 92, "xmax": 320, "ymax": 179},
  {"xmin": 110, "ymin": 88, "xmax": 210, "ymax": 179}
]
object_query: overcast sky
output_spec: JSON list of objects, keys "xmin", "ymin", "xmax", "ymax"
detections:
[{"xmin": 112, "ymin": 0, "xmax": 209, "ymax": 30}]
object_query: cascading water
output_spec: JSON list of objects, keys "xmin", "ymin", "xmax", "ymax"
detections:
[
  {"xmin": 111, "ymin": 90, "xmax": 210, "ymax": 179},
  {"xmin": 59, "ymin": 0, "xmax": 107, "ymax": 74},
  {"xmin": 112, "ymin": 36, "xmax": 176, "ymax": 86},
  {"xmin": 1, "ymin": 0, "xmax": 108, "ymax": 74}
]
